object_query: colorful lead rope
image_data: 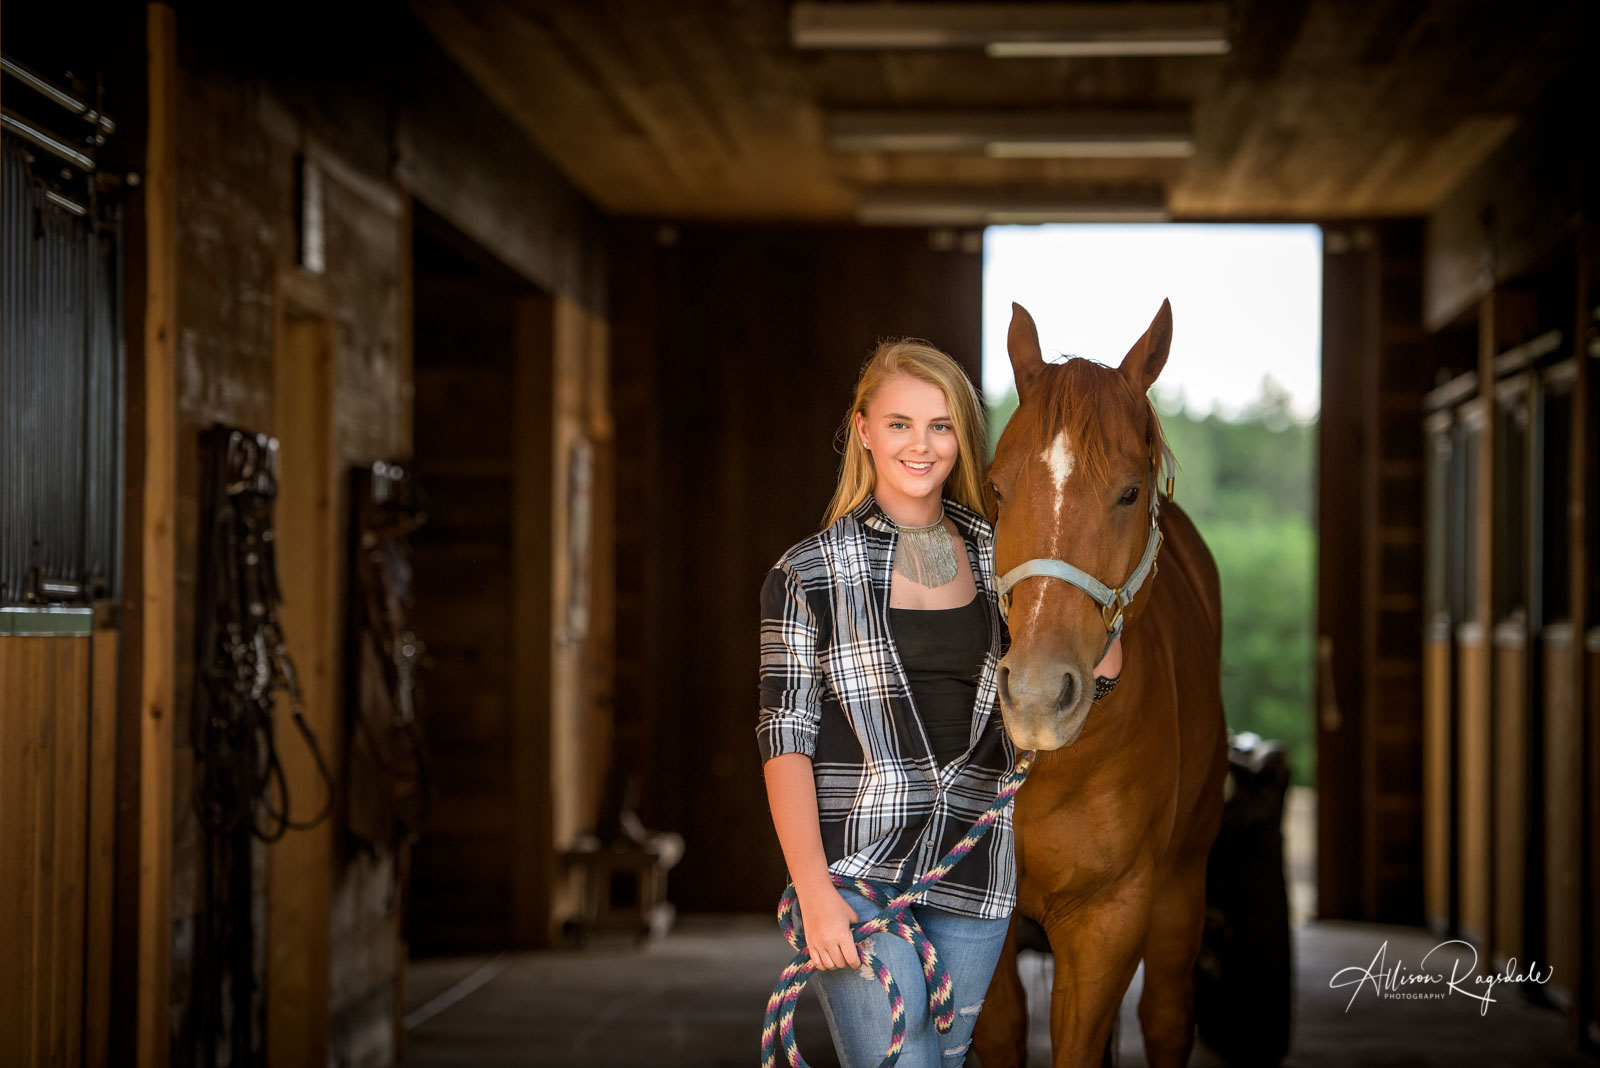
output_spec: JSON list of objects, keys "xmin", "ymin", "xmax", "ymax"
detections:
[{"xmin": 759, "ymin": 750, "xmax": 1036, "ymax": 1068}]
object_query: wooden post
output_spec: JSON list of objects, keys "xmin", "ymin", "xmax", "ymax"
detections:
[
  {"xmin": 86, "ymin": 629, "xmax": 120, "ymax": 1068},
  {"xmin": 1455, "ymin": 290, "xmax": 1497, "ymax": 948},
  {"xmin": 509, "ymin": 295, "xmax": 554, "ymax": 947},
  {"xmin": 1359, "ymin": 226, "xmax": 1382, "ymax": 922},
  {"xmin": 1570, "ymin": 228, "xmax": 1593, "ymax": 1045},
  {"xmin": 137, "ymin": 5, "xmax": 179, "ymax": 1066},
  {"xmin": 266, "ymin": 287, "xmax": 337, "ymax": 1068},
  {"xmin": 1315, "ymin": 226, "xmax": 1370, "ymax": 921},
  {"xmin": 549, "ymin": 296, "xmax": 594, "ymax": 929},
  {"xmin": 392, "ymin": 192, "xmax": 414, "ymax": 1064}
]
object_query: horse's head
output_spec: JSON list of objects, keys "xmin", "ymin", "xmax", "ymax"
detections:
[{"xmin": 990, "ymin": 299, "xmax": 1174, "ymax": 751}]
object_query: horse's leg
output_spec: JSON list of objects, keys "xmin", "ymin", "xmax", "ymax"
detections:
[
  {"xmin": 1044, "ymin": 891, "xmax": 1148, "ymax": 1068},
  {"xmin": 1134, "ymin": 857, "xmax": 1208, "ymax": 1068},
  {"xmin": 971, "ymin": 913, "xmax": 1028, "ymax": 1068}
]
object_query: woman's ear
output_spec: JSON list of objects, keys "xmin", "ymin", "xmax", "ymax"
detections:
[{"xmin": 853, "ymin": 410, "xmax": 870, "ymax": 450}]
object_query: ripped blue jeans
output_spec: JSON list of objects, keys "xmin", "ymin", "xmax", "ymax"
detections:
[{"xmin": 795, "ymin": 886, "xmax": 1010, "ymax": 1068}]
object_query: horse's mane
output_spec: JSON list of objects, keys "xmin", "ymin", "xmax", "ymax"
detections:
[{"xmin": 1020, "ymin": 357, "xmax": 1175, "ymax": 491}]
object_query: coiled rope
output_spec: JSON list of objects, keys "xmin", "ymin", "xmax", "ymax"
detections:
[{"xmin": 760, "ymin": 750, "xmax": 1036, "ymax": 1068}]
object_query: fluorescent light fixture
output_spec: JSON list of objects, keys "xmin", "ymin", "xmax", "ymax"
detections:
[
  {"xmin": 829, "ymin": 110, "xmax": 1194, "ymax": 158},
  {"xmin": 792, "ymin": 3, "xmax": 1230, "ymax": 57},
  {"xmin": 856, "ymin": 188, "xmax": 1169, "ymax": 226}
]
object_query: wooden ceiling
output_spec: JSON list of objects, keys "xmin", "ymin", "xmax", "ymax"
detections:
[{"xmin": 413, "ymin": 0, "xmax": 1597, "ymax": 222}]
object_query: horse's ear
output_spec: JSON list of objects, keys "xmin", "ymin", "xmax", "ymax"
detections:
[
  {"xmin": 1119, "ymin": 298, "xmax": 1173, "ymax": 393},
  {"xmin": 1007, "ymin": 302, "xmax": 1046, "ymax": 401}
]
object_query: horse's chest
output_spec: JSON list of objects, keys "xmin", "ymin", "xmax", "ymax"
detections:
[{"xmin": 1014, "ymin": 758, "xmax": 1174, "ymax": 889}]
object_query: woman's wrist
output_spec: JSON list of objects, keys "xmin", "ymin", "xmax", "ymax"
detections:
[{"xmin": 792, "ymin": 869, "xmax": 838, "ymax": 900}]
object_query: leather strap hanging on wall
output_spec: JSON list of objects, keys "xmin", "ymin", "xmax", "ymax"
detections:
[
  {"xmin": 189, "ymin": 422, "xmax": 335, "ymax": 1067},
  {"xmin": 345, "ymin": 461, "xmax": 431, "ymax": 859}
]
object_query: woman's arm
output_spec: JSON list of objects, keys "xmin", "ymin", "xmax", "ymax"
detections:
[
  {"xmin": 758, "ymin": 563, "xmax": 859, "ymax": 969},
  {"xmin": 763, "ymin": 753, "xmax": 861, "ymax": 970}
]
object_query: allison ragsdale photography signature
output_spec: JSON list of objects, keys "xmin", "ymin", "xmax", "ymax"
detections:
[{"xmin": 1328, "ymin": 940, "xmax": 1554, "ymax": 1016}]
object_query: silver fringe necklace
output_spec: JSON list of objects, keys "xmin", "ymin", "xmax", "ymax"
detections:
[{"xmin": 891, "ymin": 508, "xmax": 959, "ymax": 587}]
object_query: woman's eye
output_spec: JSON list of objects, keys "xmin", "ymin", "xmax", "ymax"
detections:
[
  {"xmin": 1118, "ymin": 486, "xmax": 1140, "ymax": 506},
  {"xmin": 932, "ymin": 423, "xmax": 953, "ymax": 433},
  {"xmin": 888, "ymin": 421, "xmax": 908, "ymax": 430}
]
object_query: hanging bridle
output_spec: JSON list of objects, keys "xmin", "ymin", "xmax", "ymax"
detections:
[{"xmin": 996, "ymin": 439, "xmax": 1174, "ymax": 665}]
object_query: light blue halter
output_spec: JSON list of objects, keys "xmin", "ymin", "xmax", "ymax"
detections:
[{"xmin": 996, "ymin": 442, "xmax": 1173, "ymax": 666}]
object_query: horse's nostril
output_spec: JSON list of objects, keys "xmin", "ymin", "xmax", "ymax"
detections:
[
  {"xmin": 997, "ymin": 664, "xmax": 1012, "ymax": 706},
  {"xmin": 1055, "ymin": 671, "xmax": 1080, "ymax": 715}
]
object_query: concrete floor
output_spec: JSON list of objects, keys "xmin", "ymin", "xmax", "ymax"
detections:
[
  {"xmin": 400, "ymin": 790, "xmax": 1590, "ymax": 1066},
  {"xmin": 399, "ymin": 917, "xmax": 1592, "ymax": 1067}
]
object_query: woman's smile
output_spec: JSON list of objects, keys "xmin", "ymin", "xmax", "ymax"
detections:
[{"xmin": 854, "ymin": 375, "xmax": 962, "ymax": 521}]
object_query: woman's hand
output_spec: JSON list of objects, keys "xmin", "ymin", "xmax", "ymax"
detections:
[
  {"xmin": 1093, "ymin": 635, "xmax": 1123, "ymax": 679},
  {"xmin": 798, "ymin": 882, "xmax": 862, "ymax": 971}
]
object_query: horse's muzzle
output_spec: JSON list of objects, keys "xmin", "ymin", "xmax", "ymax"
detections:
[{"xmin": 996, "ymin": 659, "xmax": 1090, "ymax": 750}]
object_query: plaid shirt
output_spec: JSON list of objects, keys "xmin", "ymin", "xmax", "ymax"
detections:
[{"xmin": 757, "ymin": 494, "xmax": 1018, "ymax": 919}]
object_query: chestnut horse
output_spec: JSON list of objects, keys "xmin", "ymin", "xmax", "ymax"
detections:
[{"xmin": 972, "ymin": 301, "xmax": 1228, "ymax": 1067}]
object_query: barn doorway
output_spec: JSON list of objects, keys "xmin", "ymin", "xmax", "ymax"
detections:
[
  {"xmin": 407, "ymin": 206, "xmax": 555, "ymax": 956},
  {"xmin": 981, "ymin": 223, "xmax": 1324, "ymax": 926}
]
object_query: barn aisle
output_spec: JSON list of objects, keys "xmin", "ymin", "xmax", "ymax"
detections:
[
  {"xmin": 399, "ymin": 918, "xmax": 1589, "ymax": 1067},
  {"xmin": 399, "ymin": 915, "xmax": 839, "ymax": 1068}
]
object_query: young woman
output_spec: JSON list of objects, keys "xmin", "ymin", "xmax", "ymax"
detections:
[{"xmin": 758, "ymin": 339, "xmax": 1121, "ymax": 1066}]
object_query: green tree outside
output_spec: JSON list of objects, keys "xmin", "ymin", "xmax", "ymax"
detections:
[{"xmin": 986, "ymin": 379, "xmax": 1316, "ymax": 785}]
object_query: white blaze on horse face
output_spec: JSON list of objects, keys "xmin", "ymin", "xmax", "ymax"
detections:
[
  {"xmin": 1041, "ymin": 429, "xmax": 1075, "ymax": 526},
  {"xmin": 1026, "ymin": 429, "xmax": 1076, "ymax": 631}
]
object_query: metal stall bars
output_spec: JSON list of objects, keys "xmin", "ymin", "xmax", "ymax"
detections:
[{"xmin": 0, "ymin": 55, "xmax": 123, "ymax": 615}]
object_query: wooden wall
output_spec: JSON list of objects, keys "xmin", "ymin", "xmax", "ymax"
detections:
[
  {"xmin": 408, "ymin": 222, "xmax": 547, "ymax": 953},
  {"xmin": 609, "ymin": 222, "xmax": 983, "ymax": 912},
  {"xmin": 1421, "ymin": 58, "xmax": 1599, "ymax": 1047},
  {"xmin": 0, "ymin": 628, "xmax": 119, "ymax": 1068},
  {"xmin": 163, "ymin": 30, "xmax": 412, "ymax": 1066},
  {"xmin": 1316, "ymin": 221, "xmax": 1430, "ymax": 924},
  {"xmin": 406, "ymin": 213, "xmax": 615, "ymax": 953},
  {"xmin": 1419, "ymin": 247, "xmax": 1595, "ymax": 1039},
  {"xmin": 43, "ymin": 1, "xmax": 619, "ymax": 1059}
]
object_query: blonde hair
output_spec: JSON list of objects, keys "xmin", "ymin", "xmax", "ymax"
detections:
[{"xmin": 822, "ymin": 339, "xmax": 988, "ymax": 528}]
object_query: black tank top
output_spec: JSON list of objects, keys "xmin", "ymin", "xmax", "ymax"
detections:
[{"xmin": 889, "ymin": 594, "xmax": 990, "ymax": 768}]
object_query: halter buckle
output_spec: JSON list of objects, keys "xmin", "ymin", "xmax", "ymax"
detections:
[{"xmin": 1101, "ymin": 596, "xmax": 1124, "ymax": 634}]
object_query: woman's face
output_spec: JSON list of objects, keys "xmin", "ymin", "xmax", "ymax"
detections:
[{"xmin": 854, "ymin": 375, "xmax": 960, "ymax": 512}]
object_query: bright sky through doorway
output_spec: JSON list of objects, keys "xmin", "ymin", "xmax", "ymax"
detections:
[{"xmin": 982, "ymin": 224, "xmax": 1323, "ymax": 422}]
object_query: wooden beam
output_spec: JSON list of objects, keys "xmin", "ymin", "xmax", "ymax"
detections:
[
  {"xmin": 583, "ymin": 310, "xmax": 615, "ymax": 862},
  {"xmin": 86, "ymin": 629, "xmax": 120, "ymax": 1068},
  {"xmin": 51, "ymin": 637, "xmax": 90, "ymax": 1068},
  {"xmin": 137, "ymin": 5, "xmax": 179, "ymax": 1066},
  {"xmin": 551, "ymin": 298, "xmax": 584, "ymax": 890},
  {"xmin": 393, "ymin": 191, "xmax": 414, "ymax": 1065},
  {"xmin": 509, "ymin": 294, "xmax": 554, "ymax": 947},
  {"xmin": 1315, "ymin": 228, "xmax": 1370, "ymax": 920},
  {"xmin": 266, "ymin": 293, "xmax": 337, "ymax": 1068},
  {"xmin": 1359, "ymin": 226, "xmax": 1382, "ymax": 921},
  {"xmin": 1453, "ymin": 291, "xmax": 1499, "ymax": 948},
  {"xmin": 1570, "ymin": 227, "xmax": 1593, "ymax": 1045}
]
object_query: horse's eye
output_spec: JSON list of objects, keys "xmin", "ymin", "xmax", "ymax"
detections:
[
  {"xmin": 1118, "ymin": 485, "xmax": 1140, "ymax": 506},
  {"xmin": 988, "ymin": 481, "xmax": 1004, "ymax": 504}
]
